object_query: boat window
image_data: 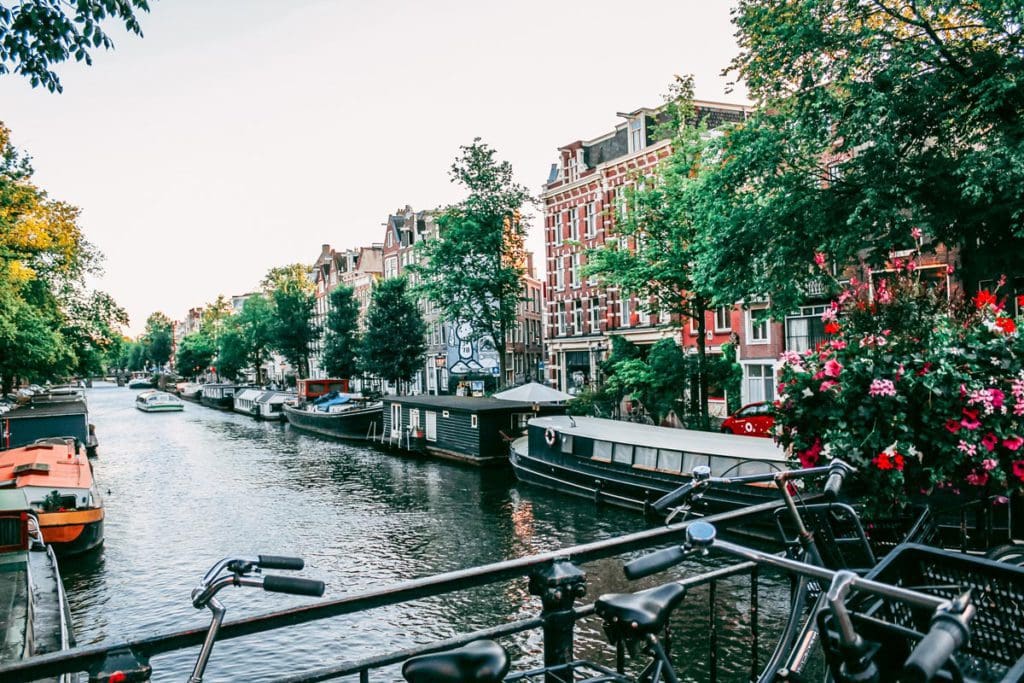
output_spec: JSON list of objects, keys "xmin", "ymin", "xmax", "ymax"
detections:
[
  {"xmin": 561, "ymin": 434, "xmax": 574, "ymax": 454},
  {"xmin": 471, "ymin": 414, "xmax": 478, "ymax": 429},
  {"xmin": 682, "ymin": 452, "xmax": 707, "ymax": 474},
  {"xmin": 709, "ymin": 456, "xmax": 739, "ymax": 476},
  {"xmin": 593, "ymin": 440, "xmax": 613, "ymax": 462},
  {"xmin": 613, "ymin": 443, "xmax": 633, "ymax": 464},
  {"xmin": 658, "ymin": 450, "xmax": 683, "ymax": 472},
  {"xmin": 736, "ymin": 459, "xmax": 776, "ymax": 476},
  {"xmin": 634, "ymin": 446, "xmax": 658, "ymax": 468}
]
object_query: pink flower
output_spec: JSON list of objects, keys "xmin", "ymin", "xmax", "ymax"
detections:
[
  {"xmin": 820, "ymin": 380, "xmax": 839, "ymax": 392},
  {"xmin": 944, "ymin": 419, "xmax": 961, "ymax": 434},
  {"xmin": 907, "ymin": 260, "xmax": 917, "ymax": 272},
  {"xmin": 824, "ymin": 359, "xmax": 843, "ymax": 378},
  {"xmin": 830, "ymin": 339, "xmax": 847, "ymax": 350},
  {"xmin": 966, "ymin": 471, "xmax": 989, "ymax": 487},
  {"xmin": 1004, "ymin": 435, "xmax": 1024, "ymax": 451},
  {"xmin": 982, "ymin": 458, "xmax": 998, "ymax": 471},
  {"xmin": 911, "ymin": 227, "xmax": 922, "ymax": 239},
  {"xmin": 960, "ymin": 408, "xmax": 981, "ymax": 431},
  {"xmin": 1014, "ymin": 460, "xmax": 1024, "ymax": 482},
  {"xmin": 868, "ymin": 379, "xmax": 896, "ymax": 397},
  {"xmin": 813, "ymin": 252, "xmax": 827, "ymax": 268},
  {"xmin": 982, "ymin": 433, "xmax": 999, "ymax": 451},
  {"xmin": 947, "ymin": 264, "xmax": 955, "ymax": 274},
  {"xmin": 957, "ymin": 440, "xmax": 977, "ymax": 457}
]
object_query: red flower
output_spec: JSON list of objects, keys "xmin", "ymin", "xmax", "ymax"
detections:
[
  {"xmin": 961, "ymin": 408, "xmax": 981, "ymax": 431},
  {"xmin": 916, "ymin": 362, "xmax": 933, "ymax": 377},
  {"xmin": 798, "ymin": 438, "xmax": 822, "ymax": 468},
  {"xmin": 824, "ymin": 321, "xmax": 841, "ymax": 335},
  {"xmin": 982, "ymin": 433, "xmax": 999, "ymax": 452},
  {"xmin": 973, "ymin": 289, "xmax": 998, "ymax": 309},
  {"xmin": 1013, "ymin": 460, "xmax": 1024, "ymax": 482},
  {"xmin": 893, "ymin": 453, "xmax": 905, "ymax": 471},
  {"xmin": 995, "ymin": 316, "xmax": 1017, "ymax": 334},
  {"xmin": 944, "ymin": 419, "xmax": 961, "ymax": 434},
  {"xmin": 1004, "ymin": 435, "xmax": 1024, "ymax": 451},
  {"xmin": 872, "ymin": 452, "xmax": 904, "ymax": 471},
  {"xmin": 1018, "ymin": 294, "xmax": 1024, "ymax": 309}
]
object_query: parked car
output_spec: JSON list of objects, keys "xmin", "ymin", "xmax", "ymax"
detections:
[{"xmin": 720, "ymin": 402, "xmax": 774, "ymax": 437}]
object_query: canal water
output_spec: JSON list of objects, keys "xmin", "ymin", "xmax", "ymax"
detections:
[{"xmin": 64, "ymin": 384, "xmax": 795, "ymax": 682}]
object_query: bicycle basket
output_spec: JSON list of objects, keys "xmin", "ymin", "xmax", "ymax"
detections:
[{"xmin": 817, "ymin": 543, "xmax": 1024, "ymax": 682}]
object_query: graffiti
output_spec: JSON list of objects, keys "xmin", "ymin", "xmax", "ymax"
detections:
[{"xmin": 446, "ymin": 321, "xmax": 500, "ymax": 375}]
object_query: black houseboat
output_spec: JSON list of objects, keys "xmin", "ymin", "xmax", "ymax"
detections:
[
  {"xmin": 200, "ymin": 383, "xmax": 236, "ymax": 410},
  {"xmin": 510, "ymin": 415, "xmax": 788, "ymax": 513},
  {"xmin": 1, "ymin": 396, "xmax": 98, "ymax": 457},
  {"xmin": 283, "ymin": 393, "xmax": 383, "ymax": 440},
  {"xmin": 381, "ymin": 396, "xmax": 565, "ymax": 466}
]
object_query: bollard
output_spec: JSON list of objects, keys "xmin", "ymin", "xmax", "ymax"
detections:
[{"xmin": 528, "ymin": 558, "xmax": 586, "ymax": 683}]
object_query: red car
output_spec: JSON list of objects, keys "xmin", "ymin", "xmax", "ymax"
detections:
[{"xmin": 720, "ymin": 402, "xmax": 774, "ymax": 437}]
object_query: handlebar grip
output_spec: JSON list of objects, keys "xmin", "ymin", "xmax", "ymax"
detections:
[
  {"xmin": 902, "ymin": 617, "xmax": 970, "ymax": 683},
  {"xmin": 263, "ymin": 574, "xmax": 326, "ymax": 597},
  {"xmin": 823, "ymin": 472, "xmax": 845, "ymax": 501},
  {"xmin": 258, "ymin": 555, "xmax": 305, "ymax": 570},
  {"xmin": 651, "ymin": 482, "xmax": 696, "ymax": 513},
  {"xmin": 624, "ymin": 545, "xmax": 687, "ymax": 580}
]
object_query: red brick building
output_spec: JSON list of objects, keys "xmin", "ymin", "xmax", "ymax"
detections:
[{"xmin": 541, "ymin": 101, "xmax": 750, "ymax": 396}]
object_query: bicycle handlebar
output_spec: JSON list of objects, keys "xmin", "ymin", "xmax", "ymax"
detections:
[
  {"xmin": 651, "ymin": 482, "xmax": 698, "ymax": 514},
  {"xmin": 258, "ymin": 555, "xmax": 305, "ymax": 570},
  {"xmin": 624, "ymin": 545, "xmax": 688, "ymax": 580},
  {"xmin": 263, "ymin": 574, "xmax": 326, "ymax": 597},
  {"xmin": 902, "ymin": 598, "xmax": 974, "ymax": 683},
  {"xmin": 823, "ymin": 460, "xmax": 848, "ymax": 501}
]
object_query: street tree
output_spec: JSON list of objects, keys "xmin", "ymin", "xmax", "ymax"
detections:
[
  {"xmin": 235, "ymin": 295, "xmax": 275, "ymax": 384},
  {"xmin": 0, "ymin": 0, "xmax": 150, "ymax": 93},
  {"xmin": 175, "ymin": 332, "xmax": 215, "ymax": 379},
  {"xmin": 143, "ymin": 311, "xmax": 173, "ymax": 369},
  {"xmin": 412, "ymin": 138, "xmax": 532, "ymax": 387},
  {"xmin": 692, "ymin": 0, "xmax": 1024, "ymax": 314},
  {"xmin": 322, "ymin": 285, "xmax": 361, "ymax": 379},
  {"xmin": 201, "ymin": 295, "xmax": 233, "ymax": 344},
  {"xmin": 263, "ymin": 264, "xmax": 318, "ymax": 379},
  {"xmin": 584, "ymin": 76, "xmax": 718, "ymax": 428},
  {"xmin": 214, "ymin": 323, "xmax": 247, "ymax": 383},
  {"xmin": 361, "ymin": 277, "xmax": 425, "ymax": 393},
  {"xmin": 60, "ymin": 289, "xmax": 128, "ymax": 378}
]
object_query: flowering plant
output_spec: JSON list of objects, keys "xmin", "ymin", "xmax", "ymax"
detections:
[{"xmin": 776, "ymin": 246, "xmax": 1024, "ymax": 516}]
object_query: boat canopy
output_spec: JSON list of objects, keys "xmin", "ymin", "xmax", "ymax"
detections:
[
  {"xmin": 234, "ymin": 389, "xmax": 262, "ymax": 403},
  {"xmin": 314, "ymin": 393, "xmax": 362, "ymax": 411}
]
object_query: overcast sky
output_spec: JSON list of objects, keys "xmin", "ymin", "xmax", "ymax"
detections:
[{"xmin": 0, "ymin": 1, "xmax": 747, "ymax": 335}]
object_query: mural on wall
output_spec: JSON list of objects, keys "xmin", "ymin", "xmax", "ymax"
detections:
[{"xmin": 447, "ymin": 321, "xmax": 500, "ymax": 376}]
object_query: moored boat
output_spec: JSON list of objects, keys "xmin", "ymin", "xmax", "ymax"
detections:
[
  {"xmin": 135, "ymin": 390, "xmax": 184, "ymax": 413},
  {"xmin": 0, "ymin": 439, "xmax": 104, "ymax": 555},
  {"xmin": 232, "ymin": 388, "xmax": 262, "ymax": 417},
  {"xmin": 0, "ymin": 488, "xmax": 75, "ymax": 673},
  {"xmin": 176, "ymin": 382, "xmax": 203, "ymax": 401},
  {"xmin": 510, "ymin": 415, "xmax": 788, "ymax": 515},
  {"xmin": 254, "ymin": 390, "xmax": 294, "ymax": 421},
  {"xmin": 283, "ymin": 392, "xmax": 383, "ymax": 440},
  {"xmin": 200, "ymin": 383, "xmax": 236, "ymax": 410},
  {"xmin": 1, "ymin": 395, "xmax": 98, "ymax": 458},
  {"xmin": 126, "ymin": 372, "xmax": 155, "ymax": 390}
]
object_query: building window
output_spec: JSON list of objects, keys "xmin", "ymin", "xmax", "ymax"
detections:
[
  {"xmin": 384, "ymin": 257, "xmax": 398, "ymax": 279},
  {"xmin": 620, "ymin": 297, "xmax": 631, "ymax": 328},
  {"xmin": 557, "ymin": 302, "xmax": 566, "ymax": 336},
  {"xmin": 569, "ymin": 208, "xmax": 579, "ymax": 241},
  {"xmin": 746, "ymin": 308, "xmax": 770, "ymax": 344},
  {"xmin": 785, "ymin": 305, "xmax": 828, "ymax": 353},
  {"xmin": 573, "ymin": 300, "xmax": 584, "ymax": 333},
  {"xmin": 570, "ymin": 253, "xmax": 580, "ymax": 288},
  {"xmin": 589, "ymin": 298, "xmax": 600, "ymax": 332},
  {"xmin": 471, "ymin": 414, "xmax": 478, "ymax": 429},
  {"xmin": 744, "ymin": 363, "xmax": 776, "ymax": 403},
  {"xmin": 555, "ymin": 258, "xmax": 565, "ymax": 291},
  {"xmin": 553, "ymin": 213, "xmax": 563, "ymax": 246},
  {"xmin": 628, "ymin": 117, "xmax": 645, "ymax": 153},
  {"xmin": 584, "ymin": 201, "xmax": 596, "ymax": 238},
  {"xmin": 714, "ymin": 306, "xmax": 731, "ymax": 332}
]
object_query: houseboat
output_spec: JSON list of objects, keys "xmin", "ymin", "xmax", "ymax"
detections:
[
  {"xmin": 176, "ymin": 382, "xmax": 203, "ymax": 401},
  {"xmin": 283, "ymin": 392, "xmax": 383, "ymax": 440},
  {"xmin": 296, "ymin": 378, "xmax": 350, "ymax": 401},
  {"xmin": 510, "ymin": 415, "xmax": 789, "ymax": 514},
  {"xmin": 0, "ymin": 439, "xmax": 104, "ymax": 555},
  {"xmin": 232, "ymin": 388, "xmax": 262, "ymax": 417},
  {"xmin": 381, "ymin": 396, "xmax": 565, "ymax": 466},
  {"xmin": 254, "ymin": 390, "xmax": 294, "ymax": 421},
  {"xmin": 126, "ymin": 372, "xmax": 155, "ymax": 389},
  {"xmin": 1, "ymin": 396, "xmax": 98, "ymax": 457},
  {"xmin": 200, "ymin": 383, "xmax": 236, "ymax": 410},
  {"xmin": 0, "ymin": 489, "xmax": 75, "ymax": 673},
  {"xmin": 135, "ymin": 390, "xmax": 184, "ymax": 413}
]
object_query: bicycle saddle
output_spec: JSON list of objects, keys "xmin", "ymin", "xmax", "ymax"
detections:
[
  {"xmin": 402, "ymin": 639, "xmax": 510, "ymax": 683},
  {"xmin": 595, "ymin": 582, "xmax": 687, "ymax": 634}
]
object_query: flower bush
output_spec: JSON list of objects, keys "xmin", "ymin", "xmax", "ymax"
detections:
[{"xmin": 775, "ymin": 251, "xmax": 1024, "ymax": 515}]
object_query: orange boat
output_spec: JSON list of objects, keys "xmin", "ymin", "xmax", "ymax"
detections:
[{"xmin": 0, "ymin": 439, "xmax": 104, "ymax": 555}]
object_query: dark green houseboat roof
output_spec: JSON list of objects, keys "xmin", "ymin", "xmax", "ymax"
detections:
[{"xmin": 383, "ymin": 396, "xmax": 539, "ymax": 413}]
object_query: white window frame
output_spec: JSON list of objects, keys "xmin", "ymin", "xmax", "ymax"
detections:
[
  {"xmin": 620, "ymin": 297, "xmax": 631, "ymax": 328},
  {"xmin": 569, "ymin": 208, "xmax": 579, "ymax": 241},
  {"xmin": 746, "ymin": 307, "xmax": 770, "ymax": 345},
  {"xmin": 589, "ymin": 299, "xmax": 600, "ymax": 333},
  {"xmin": 628, "ymin": 117, "xmax": 645, "ymax": 153},
  {"xmin": 470, "ymin": 414, "xmax": 479, "ymax": 429},
  {"xmin": 584, "ymin": 201, "xmax": 596, "ymax": 238},
  {"xmin": 743, "ymin": 362, "xmax": 776, "ymax": 404},
  {"xmin": 570, "ymin": 253, "xmax": 580, "ymax": 288},
  {"xmin": 714, "ymin": 306, "xmax": 731, "ymax": 332},
  {"xmin": 553, "ymin": 213, "xmax": 563, "ymax": 246}
]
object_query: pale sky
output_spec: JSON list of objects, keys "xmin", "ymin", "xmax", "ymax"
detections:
[{"xmin": 0, "ymin": 0, "xmax": 747, "ymax": 336}]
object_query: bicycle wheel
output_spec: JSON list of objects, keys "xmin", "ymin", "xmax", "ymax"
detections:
[{"xmin": 985, "ymin": 542, "xmax": 1024, "ymax": 567}]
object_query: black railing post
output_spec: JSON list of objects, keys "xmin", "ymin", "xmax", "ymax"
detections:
[{"xmin": 529, "ymin": 559, "xmax": 586, "ymax": 682}]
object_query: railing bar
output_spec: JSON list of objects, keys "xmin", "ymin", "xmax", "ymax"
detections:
[
  {"xmin": 359, "ymin": 669, "xmax": 369, "ymax": 683},
  {"xmin": 750, "ymin": 565, "xmax": 759, "ymax": 680},
  {"xmin": 0, "ymin": 502, "xmax": 786, "ymax": 680},
  {"xmin": 709, "ymin": 579, "xmax": 718, "ymax": 683}
]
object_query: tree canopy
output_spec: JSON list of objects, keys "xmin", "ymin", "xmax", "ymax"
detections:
[
  {"xmin": 263, "ymin": 264, "xmax": 318, "ymax": 379},
  {"xmin": 0, "ymin": 0, "xmax": 150, "ymax": 93},
  {"xmin": 322, "ymin": 285, "xmax": 361, "ymax": 379},
  {"xmin": 143, "ymin": 311, "xmax": 173, "ymax": 368},
  {"xmin": 412, "ymin": 139, "xmax": 532, "ymax": 385},
  {"xmin": 361, "ymin": 277, "xmax": 426, "ymax": 391},
  {"xmin": 692, "ymin": 0, "xmax": 1024, "ymax": 313}
]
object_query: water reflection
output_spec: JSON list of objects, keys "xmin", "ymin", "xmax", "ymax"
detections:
[{"xmin": 63, "ymin": 385, "xmax": 790, "ymax": 681}]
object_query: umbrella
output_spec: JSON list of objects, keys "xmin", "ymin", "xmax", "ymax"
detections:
[{"xmin": 492, "ymin": 381, "xmax": 574, "ymax": 403}]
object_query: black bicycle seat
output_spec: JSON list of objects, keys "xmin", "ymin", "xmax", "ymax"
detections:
[
  {"xmin": 595, "ymin": 583, "xmax": 687, "ymax": 634},
  {"xmin": 402, "ymin": 639, "xmax": 510, "ymax": 683}
]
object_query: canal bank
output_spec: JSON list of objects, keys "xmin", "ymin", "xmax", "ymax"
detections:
[{"xmin": 50, "ymin": 384, "xmax": 794, "ymax": 681}]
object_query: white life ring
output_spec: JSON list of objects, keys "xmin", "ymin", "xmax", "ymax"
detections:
[
  {"xmin": 544, "ymin": 428, "xmax": 558, "ymax": 447},
  {"xmin": 744, "ymin": 422, "xmax": 754, "ymax": 433}
]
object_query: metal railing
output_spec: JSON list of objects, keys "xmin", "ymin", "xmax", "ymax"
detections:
[{"xmin": 0, "ymin": 499, "xmax": 790, "ymax": 683}]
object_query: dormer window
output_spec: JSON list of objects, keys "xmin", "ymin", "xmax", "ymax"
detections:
[
  {"xmin": 566, "ymin": 153, "xmax": 578, "ymax": 181},
  {"xmin": 628, "ymin": 117, "xmax": 645, "ymax": 153}
]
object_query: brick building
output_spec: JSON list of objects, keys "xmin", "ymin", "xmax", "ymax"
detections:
[{"xmin": 541, "ymin": 101, "xmax": 750, "ymax": 396}]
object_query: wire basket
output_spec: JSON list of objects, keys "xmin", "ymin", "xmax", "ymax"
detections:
[{"xmin": 818, "ymin": 543, "xmax": 1024, "ymax": 682}]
